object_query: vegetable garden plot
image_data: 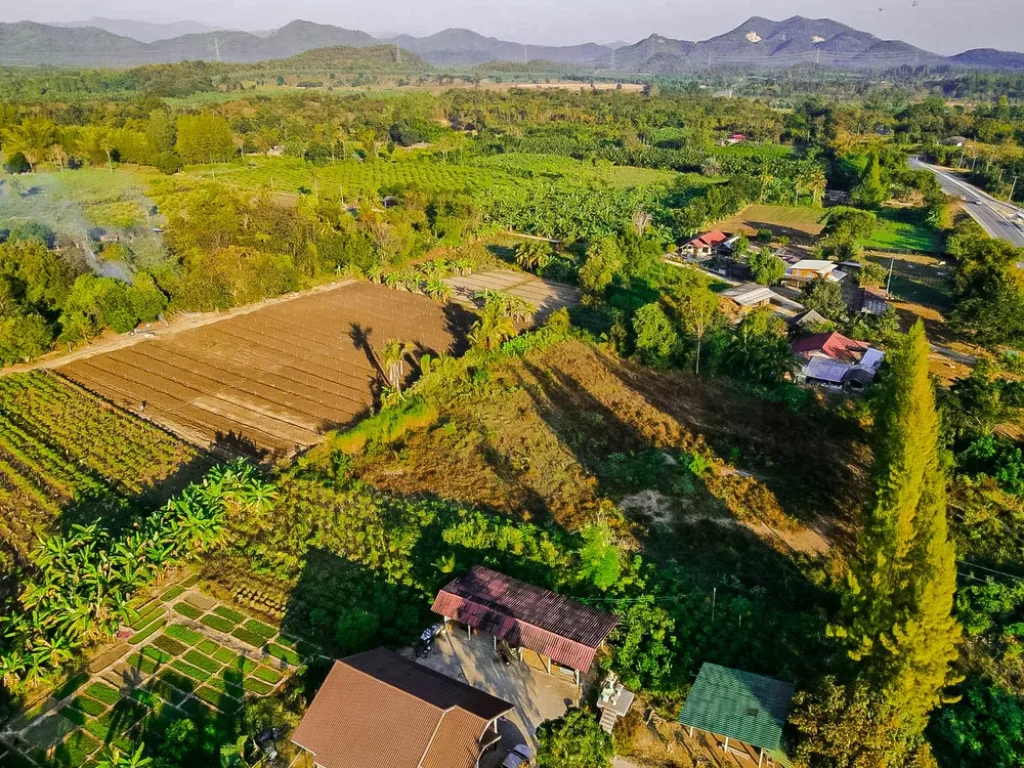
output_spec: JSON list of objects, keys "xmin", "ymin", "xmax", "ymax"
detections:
[
  {"xmin": 0, "ymin": 372, "xmax": 201, "ymax": 560},
  {"xmin": 59, "ymin": 282, "xmax": 463, "ymax": 457}
]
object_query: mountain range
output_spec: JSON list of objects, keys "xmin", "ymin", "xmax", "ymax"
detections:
[{"xmin": 1, "ymin": 15, "xmax": 1022, "ymax": 72}]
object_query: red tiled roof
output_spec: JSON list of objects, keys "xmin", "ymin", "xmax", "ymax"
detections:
[
  {"xmin": 791, "ymin": 331, "xmax": 868, "ymax": 364},
  {"xmin": 687, "ymin": 230, "xmax": 729, "ymax": 248},
  {"xmin": 431, "ymin": 566, "xmax": 619, "ymax": 672},
  {"xmin": 291, "ymin": 648, "xmax": 512, "ymax": 768}
]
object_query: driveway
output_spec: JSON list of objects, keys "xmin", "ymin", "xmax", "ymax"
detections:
[{"xmin": 413, "ymin": 630, "xmax": 584, "ymax": 766}]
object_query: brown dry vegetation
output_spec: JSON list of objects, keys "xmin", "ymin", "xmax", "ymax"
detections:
[{"xmin": 356, "ymin": 340, "xmax": 871, "ymax": 561}]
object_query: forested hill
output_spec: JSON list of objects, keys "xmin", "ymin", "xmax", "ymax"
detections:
[{"xmin": 2, "ymin": 15, "xmax": 1023, "ymax": 72}]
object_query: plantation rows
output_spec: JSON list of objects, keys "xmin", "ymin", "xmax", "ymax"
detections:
[
  {"xmin": 186, "ymin": 156, "xmax": 515, "ymax": 198},
  {"xmin": 0, "ymin": 372, "xmax": 201, "ymax": 559}
]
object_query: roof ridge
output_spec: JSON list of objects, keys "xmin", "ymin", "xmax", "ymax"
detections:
[
  {"xmin": 416, "ymin": 707, "xmax": 452, "ymax": 768},
  {"xmin": 342, "ymin": 658, "xmax": 448, "ymax": 715}
]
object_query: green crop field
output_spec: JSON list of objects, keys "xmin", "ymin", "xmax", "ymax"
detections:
[
  {"xmin": 0, "ymin": 372, "xmax": 204, "ymax": 561},
  {"xmin": 862, "ymin": 208, "xmax": 943, "ymax": 254},
  {"xmin": 469, "ymin": 153, "xmax": 681, "ymax": 189}
]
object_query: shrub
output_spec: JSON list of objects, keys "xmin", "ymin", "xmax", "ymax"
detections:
[
  {"xmin": 201, "ymin": 614, "xmax": 235, "ymax": 633},
  {"xmin": 174, "ymin": 602, "xmax": 202, "ymax": 619},
  {"xmin": 329, "ymin": 397, "xmax": 439, "ymax": 455}
]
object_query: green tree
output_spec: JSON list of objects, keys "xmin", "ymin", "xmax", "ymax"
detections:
[
  {"xmin": 175, "ymin": 112, "xmax": 235, "ymax": 164},
  {"xmin": 610, "ymin": 598, "xmax": 676, "ymax": 693},
  {"xmin": 853, "ymin": 150, "xmax": 887, "ymax": 208},
  {"xmin": 724, "ymin": 307, "xmax": 793, "ymax": 386},
  {"xmin": 578, "ymin": 237, "xmax": 623, "ymax": 298},
  {"xmin": 335, "ymin": 606, "xmax": 380, "ymax": 654},
  {"xmin": 748, "ymin": 250, "xmax": 786, "ymax": 285},
  {"xmin": 514, "ymin": 240, "xmax": 552, "ymax": 273},
  {"xmin": 633, "ymin": 302, "xmax": 680, "ymax": 368},
  {"xmin": 576, "ymin": 523, "xmax": 622, "ymax": 591},
  {"xmin": 3, "ymin": 117, "xmax": 57, "ymax": 172},
  {"xmin": 801, "ymin": 278, "xmax": 847, "ymax": 321},
  {"xmin": 664, "ymin": 270, "xmax": 721, "ymax": 375},
  {"xmin": 0, "ymin": 314, "xmax": 53, "ymax": 364},
  {"xmin": 835, "ymin": 322, "xmax": 962, "ymax": 755},
  {"xmin": 536, "ymin": 708, "xmax": 613, "ymax": 768}
]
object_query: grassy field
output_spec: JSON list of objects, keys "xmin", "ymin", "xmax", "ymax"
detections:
[
  {"xmin": 865, "ymin": 252, "xmax": 953, "ymax": 310},
  {"xmin": 717, "ymin": 203, "xmax": 942, "ymax": 253}
]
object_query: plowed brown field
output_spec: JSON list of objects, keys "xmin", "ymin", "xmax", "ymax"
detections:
[{"xmin": 58, "ymin": 282, "xmax": 466, "ymax": 457}]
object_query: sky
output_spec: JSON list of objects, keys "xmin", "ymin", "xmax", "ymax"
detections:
[{"xmin": 3, "ymin": 0, "xmax": 1023, "ymax": 54}]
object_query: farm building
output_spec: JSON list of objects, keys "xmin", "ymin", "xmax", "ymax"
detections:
[
  {"xmin": 791, "ymin": 331, "xmax": 884, "ymax": 391},
  {"xmin": 291, "ymin": 648, "xmax": 513, "ymax": 768},
  {"xmin": 781, "ymin": 259, "xmax": 846, "ymax": 289},
  {"xmin": 858, "ymin": 286, "xmax": 890, "ymax": 316},
  {"xmin": 788, "ymin": 309, "xmax": 829, "ymax": 329},
  {"xmin": 721, "ymin": 283, "xmax": 779, "ymax": 311},
  {"xmin": 431, "ymin": 566, "xmax": 619, "ymax": 687},
  {"xmin": 677, "ymin": 663, "xmax": 795, "ymax": 767},
  {"xmin": 678, "ymin": 230, "xmax": 730, "ymax": 259}
]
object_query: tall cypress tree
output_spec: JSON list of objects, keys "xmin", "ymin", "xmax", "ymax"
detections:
[{"xmin": 836, "ymin": 321, "xmax": 961, "ymax": 743}]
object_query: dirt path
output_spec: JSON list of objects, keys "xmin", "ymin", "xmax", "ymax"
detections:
[{"xmin": 1, "ymin": 279, "xmax": 357, "ymax": 377}]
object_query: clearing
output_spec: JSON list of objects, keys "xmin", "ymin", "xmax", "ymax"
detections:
[
  {"xmin": 58, "ymin": 282, "xmax": 468, "ymax": 458},
  {"xmin": 717, "ymin": 203, "xmax": 942, "ymax": 253},
  {"xmin": 444, "ymin": 269, "xmax": 581, "ymax": 321}
]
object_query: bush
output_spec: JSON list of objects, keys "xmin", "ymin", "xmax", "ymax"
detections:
[
  {"xmin": 756, "ymin": 228, "xmax": 773, "ymax": 243},
  {"xmin": 329, "ymin": 397, "xmax": 439, "ymax": 455},
  {"xmin": 335, "ymin": 607, "xmax": 380, "ymax": 654},
  {"xmin": 536, "ymin": 708, "xmax": 613, "ymax": 768},
  {"xmin": 3, "ymin": 152, "xmax": 30, "ymax": 174}
]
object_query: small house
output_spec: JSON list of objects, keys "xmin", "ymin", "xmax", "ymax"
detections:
[
  {"xmin": 291, "ymin": 648, "xmax": 513, "ymax": 768},
  {"xmin": 678, "ymin": 230, "xmax": 730, "ymax": 259},
  {"xmin": 791, "ymin": 331, "xmax": 884, "ymax": 391},
  {"xmin": 941, "ymin": 136, "xmax": 969, "ymax": 147},
  {"xmin": 858, "ymin": 286, "xmax": 890, "ymax": 317},
  {"xmin": 721, "ymin": 283, "xmax": 777, "ymax": 312},
  {"xmin": 726, "ymin": 133, "xmax": 747, "ymax": 145},
  {"xmin": 782, "ymin": 260, "xmax": 846, "ymax": 289}
]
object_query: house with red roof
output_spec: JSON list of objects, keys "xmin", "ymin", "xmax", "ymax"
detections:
[
  {"xmin": 791, "ymin": 331, "xmax": 884, "ymax": 391},
  {"xmin": 677, "ymin": 230, "xmax": 730, "ymax": 259}
]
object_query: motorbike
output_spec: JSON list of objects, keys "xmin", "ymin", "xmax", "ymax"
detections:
[{"xmin": 416, "ymin": 624, "xmax": 443, "ymax": 658}]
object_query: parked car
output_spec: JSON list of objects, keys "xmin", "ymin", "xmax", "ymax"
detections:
[{"xmin": 502, "ymin": 743, "xmax": 535, "ymax": 768}]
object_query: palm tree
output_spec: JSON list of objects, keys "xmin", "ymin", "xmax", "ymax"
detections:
[
  {"xmin": 759, "ymin": 157, "xmax": 775, "ymax": 202},
  {"xmin": 797, "ymin": 163, "xmax": 827, "ymax": 206},
  {"xmin": 514, "ymin": 241, "xmax": 551, "ymax": 273},
  {"xmin": 4, "ymin": 117, "xmax": 57, "ymax": 172},
  {"xmin": 700, "ymin": 156, "xmax": 723, "ymax": 177},
  {"xmin": 468, "ymin": 301, "xmax": 516, "ymax": 351},
  {"xmin": 380, "ymin": 339, "xmax": 414, "ymax": 391},
  {"xmin": 96, "ymin": 745, "xmax": 153, "ymax": 768}
]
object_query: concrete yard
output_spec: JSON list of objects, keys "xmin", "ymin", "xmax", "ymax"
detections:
[
  {"xmin": 444, "ymin": 269, "xmax": 582, "ymax": 322},
  {"xmin": 413, "ymin": 628, "xmax": 587, "ymax": 767}
]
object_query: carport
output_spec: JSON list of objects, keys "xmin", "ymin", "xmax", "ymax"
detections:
[{"xmin": 431, "ymin": 566, "xmax": 619, "ymax": 687}]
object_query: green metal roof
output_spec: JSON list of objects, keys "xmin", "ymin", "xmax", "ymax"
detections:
[{"xmin": 677, "ymin": 663, "xmax": 795, "ymax": 753}]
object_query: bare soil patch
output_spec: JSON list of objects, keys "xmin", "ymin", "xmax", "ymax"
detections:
[{"xmin": 58, "ymin": 283, "xmax": 468, "ymax": 459}]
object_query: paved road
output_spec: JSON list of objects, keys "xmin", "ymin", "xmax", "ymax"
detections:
[{"xmin": 909, "ymin": 157, "xmax": 1024, "ymax": 248}]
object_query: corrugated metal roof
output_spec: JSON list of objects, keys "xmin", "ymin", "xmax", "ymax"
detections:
[
  {"xmin": 677, "ymin": 663, "xmax": 795, "ymax": 753},
  {"xmin": 431, "ymin": 566, "xmax": 619, "ymax": 672},
  {"xmin": 804, "ymin": 358, "xmax": 850, "ymax": 383},
  {"xmin": 291, "ymin": 648, "xmax": 512, "ymax": 768}
]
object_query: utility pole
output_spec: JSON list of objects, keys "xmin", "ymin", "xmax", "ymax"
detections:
[
  {"xmin": 886, "ymin": 257, "xmax": 895, "ymax": 296},
  {"xmin": 214, "ymin": 37, "xmax": 221, "ymax": 63},
  {"xmin": 711, "ymin": 587, "xmax": 717, "ymax": 624},
  {"xmin": 1009, "ymin": 176, "xmax": 1019, "ymax": 204}
]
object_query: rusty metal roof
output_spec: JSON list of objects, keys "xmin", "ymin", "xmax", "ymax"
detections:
[
  {"xmin": 431, "ymin": 566, "xmax": 619, "ymax": 672},
  {"xmin": 291, "ymin": 648, "xmax": 512, "ymax": 768}
]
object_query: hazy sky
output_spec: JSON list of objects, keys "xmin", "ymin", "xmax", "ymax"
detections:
[{"xmin": 3, "ymin": 0, "xmax": 1023, "ymax": 54}]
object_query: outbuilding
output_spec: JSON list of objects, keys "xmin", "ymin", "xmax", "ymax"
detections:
[{"xmin": 431, "ymin": 566, "xmax": 619, "ymax": 687}]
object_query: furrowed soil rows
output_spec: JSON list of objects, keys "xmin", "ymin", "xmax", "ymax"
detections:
[{"xmin": 58, "ymin": 282, "xmax": 464, "ymax": 457}]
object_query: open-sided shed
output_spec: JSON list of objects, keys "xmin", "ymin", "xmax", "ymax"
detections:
[
  {"xmin": 677, "ymin": 663, "xmax": 795, "ymax": 767},
  {"xmin": 431, "ymin": 566, "xmax": 619, "ymax": 684}
]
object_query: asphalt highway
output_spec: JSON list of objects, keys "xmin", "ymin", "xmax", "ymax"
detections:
[{"xmin": 909, "ymin": 157, "xmax": 1024, "ymax": 248}]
